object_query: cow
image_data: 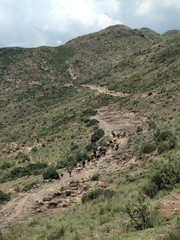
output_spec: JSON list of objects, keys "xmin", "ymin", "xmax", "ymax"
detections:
[{"xmin": 90, "ymin": 158, "xmax": 97, "ymax": 168}]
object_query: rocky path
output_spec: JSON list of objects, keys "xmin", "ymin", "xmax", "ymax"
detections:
[{"xmin": 0, "ymin": 103, "xmax": 140, "ymax": 227}]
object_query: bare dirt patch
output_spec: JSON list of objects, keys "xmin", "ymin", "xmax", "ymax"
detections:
[
  {"xmin": 81, "ymin": 84, "xmax": 129, "ymax": 97},
  {"xmin": 159, "ymin": 192, "xmax": 180, "ymax": 220},
  {"xmin": 0, "ymin": 103, "xmax": 142, "ymax": 228}
]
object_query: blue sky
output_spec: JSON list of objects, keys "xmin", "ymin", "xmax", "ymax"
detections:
[{"xmin": 0, "ymin": 0, "xmax": 180, "ymax": 48}]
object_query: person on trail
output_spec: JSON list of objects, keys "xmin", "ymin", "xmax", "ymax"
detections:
[
  {"xmin": 93, "ymin": 148, "xmax": 97, "ymax": 157},
  {"xmin": 82, "ymin": 159, "xmax": 86, "ymax": 168},
  {"xmin": 87, "ymin": 157, "xmax": 91, "ymax": 164},
  {"xmin": 111, "ymin": 130, "xmax": 116, "ymax": 138},
  {"xmin": 67, "ymin": 166, "xmax": 72, "ymax": 177},
  {"xmin": 117, "ymin": 133, "xmax": 120, "ymax": 139},
  {"xmin": 90, "ymin": 152, "xmax": 94, "ymax": 160}
]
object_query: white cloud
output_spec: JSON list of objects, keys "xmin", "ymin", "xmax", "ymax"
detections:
[
  {"xmin": 98, "ymin": 14, "xmax": 121, "ymax": 28},
  {"xmin": 136, "ymin": 0, "xmax": 153, "ymax": 15},
  {"xmin": 0, "ymin": 0, "xmax": 179, "ymax": 48}
]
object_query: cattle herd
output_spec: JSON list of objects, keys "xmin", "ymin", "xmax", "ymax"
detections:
[{"xmin": 72, "ymin": 130, "xmax": 128, "ymax": 174}]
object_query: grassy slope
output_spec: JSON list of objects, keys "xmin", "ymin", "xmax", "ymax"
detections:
[{"xmin": 0, "ymin": 25, "xmax": 180, "ymax": 239}]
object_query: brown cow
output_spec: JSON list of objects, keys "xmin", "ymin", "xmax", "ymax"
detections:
[
  {"xmin": 105, "ymin": 142, "xmax": 110, "ymax": 148},
  {"xmin": 90, "ymin": 158, "xmax": 97, "ymax": 168},
  {"xmin": 90, "ymin": 152, "xmax": 94, "ymax": 159},
  {"xmin": 110, "ymin": 143, "xmax": 114, "ymax": 149},
  {"xmin": 75, "ymin": 163, "xmax": 82, "ymax": 173}
]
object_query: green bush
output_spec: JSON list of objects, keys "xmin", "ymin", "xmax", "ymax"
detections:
[
  {"xmin": 1, "ymin": 162, "xmax": 11, "ymax": 170},
  {"xmin": 85, "ymin": 143, "xmax": 97, "ymax": 151},
  {"xmin": 140, "ymin": 142, "xmax": 157, "ymax": 154},
  {"xmin": 22, "ymin": 181, "xmax": 38, "ymax": 192},
  {"xmin": 157, "ymin": 232, "xmax": 180, "ymax": 240},
  {"xmin": 86, "ymin": 119, "xmax": 99, "ymax": 127},
  {"xmin": 151, "ymin": 157, "xmax": 180, "ymax": 191},
  {"xmin": 71, "ymin": 144, "xmax": 79, "ymax": 151},
  {"xmin": 82, "ymin": 108, "xmax": 97, "ymax": 116},
  {"xmin": 125, "ymin": 193, "xmax": 159, "ymax": 230},
  {"xmin": 155, "ymin": 130, "xmax": 173, "ymax": 142},
  {"xmin": 91, "ymin": 172, "xmax": 100, "ymax": 181},
  {"xmin": 148, "ymin": 121, "xmax": 156, "ymax": 130},
  {"xmin": 142, "ymin": 181, "xmax": 159, "ymax": 198},
  {"xmin": 11, "ymin": 166, "xmax": 31, "ymax": 179},
  {"xmin": 56, "ymin": 160, "xmax": 67, "ymax": 169},
  {"xmin": 76, "ymin": 151, "xmax": 88, "ymax": 162},
  {"xmin": 31, "ymin": 147, "xmax": 38, "ymax": 153},
  {"xmin": 42, "ymin": 166, "xmax": 59, "ymax": 180},
  {"xmin": 91, "ymin": 128, "xmax": 104, "ymax": 143},
  {"xmin": 142, "ymin": 156, "xmax": 180, "ymax": 199},
  {"xmin": 15, "ymin": 152, "xmax": 30, "ymax": 162},
  {"xmin": 28, "ymin": 162, "xmax": 47, "ymax": 171},
  {"xmin": 137, "ymin": 126, "xmax": 142, "ymax": 133},
  {"xmin": 154, "ymin": 130, "xmax": 177, "ymax": 154},
  {"xmin": 0, "ymin": 190, "xmax": 10, "ymax": 204},
  {"xmin": 47, "ymin": 225, "xmax": 65, "ymax": 240},
  {"xmin": 82, "ymin": 188, "xmax": 115, "ymax": 203}
]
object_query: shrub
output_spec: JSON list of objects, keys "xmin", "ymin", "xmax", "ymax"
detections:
[
  {"xmin": 137, "ymin": 126, "xmax": 142, "ymax": 133},
  {"xmin": 151, "ymin": 157, "xmax": 180, "ymax": 191},
  {"xmin": 125, "ymin": 193, "xmax": 159, "ymax": 230},
  {"xmin": 56, "ymin": 160, "xmax": 67, "ymax": 169},
  {"xmin": 1, "ymin": 162, "xmax": 11, "ymax": 170},
  {"xmin": 65, "ymin": 191, "xmax": 71, "ymax": 196},
  {"xmin": 142, "ymin": 181, "xmax": 159, "ymax": 198},
  {"xmin": 148, "ymin": 121, "xmax": 156, "ymax": 130},
  {"xmin": 0, "ymin": 190, "xmax": 10, "ymax": 204},
  {"xmin": 91, "ymin": 128, "xmax": 104, "ymax": 143},
  {"xmin": 76, "ymin": 151, "xmax": 88, "ymax": 162},
  {"xmin": 31, "ymin": 147, "xmax": 38, "ymax": 153},
  {"xmin": 82, "ymin": 108, "xmax": 97, "ymax": 116},
  {"xmin": 140, "ymin": 142, "xmax": 157, "ymax": 154},
  {"xmin": 47, "ymin": 226, "xmax": 65, "ymax": 240},
  {"xmin": 91, "ymin": 172, "xmax": 100, "ymax": 181},
  {"xmin": 85, "ymin": 143, "xmax": 97, "ymax": 151},
  {"xmin": 82, "ymin": 188, "xmax": 115, "ymax": 203},
  {"xmin": 28, "ymin": 162, "xmax": 47, "ymax": 171},
  {"xmin": 42, "ymin": 166, "xmax": 59, "ymax": 180},
  {"xmin": 11, "ymin": 167, "xmax": 31, "ymax": 179},
  {"xmin": 86, "ymin": 119, "xmax": 99, "ymax": 127},
  {"xmin": 15, "ymin": 153, "xmax": 30, "ymax": 162},
  {"xmin": 143, "ymin": 156, "xmax": 180, "ymax": 198},
  {"xmin": 157, "ymin": 232, "xmax": 180, "ymax": 240},
  {"xmin": 155, "ymin": 130, "xmax": 173, "ymax": 142},
  {"xmin": 22, "ymin": 181, "xmax": 38, "ymax": 192},
  {"xmin": 71, "ymin": 144, "xmax": 78, "ymax": 151},
  {"xmin": 154, "ymin": 130, "xmax": 177, "ymax": 154}
]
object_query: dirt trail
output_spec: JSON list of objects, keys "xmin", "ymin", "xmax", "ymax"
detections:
[
  {"xmin": 91, "ymin": 104, "xmax": 140, "ymax": 139},
  {"xmin": 81, "ymin": 84, "xmax": 129, "ymax": 97},
  {"xmin": 0, "ymin": 105, "xmax": 141, "ymax": 226},
  {"xmin": 1, "ymin": 82, "xmax": 179, "ymax": 230},
  {"xmin": 0, "ymin": 103, "xmax": 139, "ymax": 227}
]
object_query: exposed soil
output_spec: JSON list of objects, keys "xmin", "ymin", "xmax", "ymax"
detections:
[
  {"xmin": 159, "ymin": 192, "xmax": 180, "ymax": 220},
  {"xmin": 81, "ymin": 84, "xmax": 129, "ymax": 97},
  {"xmin": 0, "ymin": 101, "xmax": 140, "ymax": 228},
  {"xmin": 2, "ymin": 100, "xmax": 178, "ymax": 228}
]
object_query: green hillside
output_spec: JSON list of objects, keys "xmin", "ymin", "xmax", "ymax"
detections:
[{"xmin": 0, "ymin": 25, "xmax": 180, "ymax": 240}]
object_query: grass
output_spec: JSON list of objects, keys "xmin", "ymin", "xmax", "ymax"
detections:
[{"xmin": 0, "ymin": 25, "xmax": 180, "ymax": 239}]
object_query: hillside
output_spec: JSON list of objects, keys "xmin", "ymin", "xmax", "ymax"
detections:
[{"xmin": 0, "ymin": 24, "xmax": 180, "ymax": 240}]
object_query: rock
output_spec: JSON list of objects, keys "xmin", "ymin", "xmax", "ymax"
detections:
[
  {"xmin": 48, "ymin": 199, "xmax": 62, "ymax": 208},
  {"xmin": 62, "ymin": 203, "xmax": 69, "ymax": 208},
  {"xmin": 53, "ymin": 192, "xmax": 63, "ymax": 198}
]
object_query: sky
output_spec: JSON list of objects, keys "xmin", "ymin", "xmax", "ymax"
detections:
[{"xmin": 0, "ymin": 0, "xmax": 180, "ymax": 48}]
